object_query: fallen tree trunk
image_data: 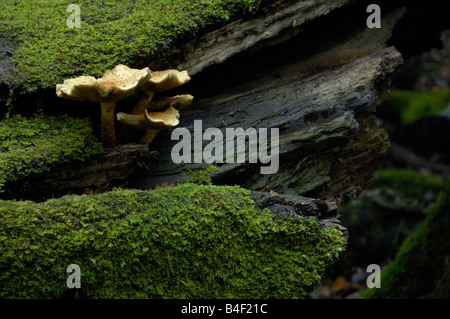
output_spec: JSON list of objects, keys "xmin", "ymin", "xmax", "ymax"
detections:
[
  {"xmin": 170, "ymin": 0, "xmax": 353, "ymax": 76},
  {"xmin": 137, "ymin": 46, "xmax": 401, "ymax": 206},
  {"xmin": 134, "ymin": 4, "xmax": 405, "ymax": 207},
  {"xmin": 5, "ymin": 1, "xmax": 404, "ymax": 207},
  {"xmin": 0, "ymin": 183, "xmax": 347, "ymax": 298}
]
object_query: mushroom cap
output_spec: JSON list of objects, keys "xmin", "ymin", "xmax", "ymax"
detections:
[
  {"xmin": 117, "ymin": 106, "xmax": 180, "ymax": 130},
  {"xmin": 56, "ymin": 64, "xmax": 152, "ymax": 103},
  {"xmin": 147, "ymin": 94, "xmax": 194, "ymax": 111},
  {"xmin": 139, "ymin": 70, "xmax": 190, "ymax": 93},
  {"xmin": 146, "ymin": 106, "xmax": 180, "ymax": 128}
]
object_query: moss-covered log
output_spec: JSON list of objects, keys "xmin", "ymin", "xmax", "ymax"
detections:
[
  {"xmin": 0, "ymin": 183, "xmax": 346, "ymax": 298},
  {"xmin": 0, "ymin": 114, "xmax": 103, "ymax": 193},
  {"xmin": 2, "ymin": 143, "xmax": 159, "ymax": 202},
  {"xmin": 0, "ymin": 0, "xmax": 271, "ymax": 98},
  {"xmin": 1, "ymin": 1, "xmax": 404, "ymax": 207}
]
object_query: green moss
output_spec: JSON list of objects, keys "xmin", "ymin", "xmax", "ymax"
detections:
[
  {"xmin": 362, "ymin": 178, "xmax": 450, "ymax": 299},
  {"xmin": 0, "ymin": 183, "xmax": 345, "ymax": 298},
  {"xmin": 0, "ymin": 113, "xmax": 103, "ymax": 191},
  {"xmin": 387, "ymin": 89, "xmax": 450, "ymax": 125},
  {"xmin": 186, "ymin": 165, "xmax": 218, "ymax": 185},
  {"xmin": 370, "ymin": 168, "xmax": 445, "ymax": 201},
  {"xmin": 0, "ymin": 0, "xmax": 267, "ymax": 94}
]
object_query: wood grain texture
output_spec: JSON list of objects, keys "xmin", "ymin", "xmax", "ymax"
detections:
[
  {"xmin": 138, "ymin": 47, "xmax": 401, "ymax": 206},
  {"xmin": 1, "ymin": 144, "xmax": 159, "ymax": 201},
  {"xmin": 175, "ymin": 0, "xmax": 353, "ymax": 75}
]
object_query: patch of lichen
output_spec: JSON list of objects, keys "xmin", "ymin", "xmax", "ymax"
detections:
[
  {"xmin": 0, "ymin": 113, "xmax": 103, "ymax": 191},
  {"xmin": 362, "ymin": 177, "xmax": 450, "ymax": 299},
  {"xmin": 0, "ymin": 0, "xmax": 266, "ymax": 94},
  {"xmin": 0, "ymin": 183, "xmax": 345, "ymax": 298}
]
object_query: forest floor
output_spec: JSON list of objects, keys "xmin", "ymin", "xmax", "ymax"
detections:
[{"xmin": 311, "ymin": 29, "xmax": 450, "ymax": 299}]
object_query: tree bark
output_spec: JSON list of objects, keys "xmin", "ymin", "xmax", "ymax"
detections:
[
  {"xmin": 1, "ymin": 144, "xmax": 159, "ymax": 201},
  {"xmin": 250, "ymin": 189, "xmax": 349, "ymax": 240},
  {"xmin": 169, "ymin": 0, "xmax": 353, "ymax": 76}
]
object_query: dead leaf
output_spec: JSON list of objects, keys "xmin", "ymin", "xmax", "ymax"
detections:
[
  {"xmin": 331, "ymin": 275, "xmax": 348, "ymax": 293},
  {"xmin": 261, "ymin": 186, "xmax": 272, "ymax": 192},
  {"xmin": 83, "ymin": 188, "xmax": 94, "ymax": 196}
]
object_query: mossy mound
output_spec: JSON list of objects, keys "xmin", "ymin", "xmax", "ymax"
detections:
[
  {"xmin": 369, "ymin": 168, "xmax": 445, "ymax": 208},
  {"xmin": 362, "ymin": 178, "xmax": 450, "ymax": 299},
  {"xmin": 387, "ymin": 88, "xmax": 450, "ymax": 125},
  {"xmin": 0, "ymin": 0, "xmax": 266, "ymax": 96},
  {"xmin": 0, "ymin": 183, "xmax": 345, "ymax": 298},
  {"xmin": 0, "ymin": 113, "xmax": 103, "ymax": 191}
]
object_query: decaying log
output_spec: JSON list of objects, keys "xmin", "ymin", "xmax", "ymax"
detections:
[
  {"xmin": 132, "ymin": 5, "xmax": 405, "ymax": 207},
  {"xmin": 5, "ymin": 1, "xmax": 405, "ymax": 207},
  {"xmin": 134, "ymin": 46, "xmax": 401, "ymax": 206},
  {"xmin": 250, "ymin": 190, "xmax": 349, "ymax": 240},
  {"xmin": 1, "ymin": 144, "xmax": 159, "ymax": 201},
  {"xmin": 173, "ymin": 0, "xmax": 353, "ymax": 76}
]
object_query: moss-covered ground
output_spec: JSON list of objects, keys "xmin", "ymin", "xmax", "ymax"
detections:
[
  {"xmin": 0, "ymin": 0, "xmax": 267, "ymax": 95},
  {"xmin": 349, "ymin": 168, "xmax": 444, "ymax": 259},
  {"xmin": 369, "ymin": 168, "xmax": 445, "ymax": 210},
  {"xmin": 362, "ymin": 177, "xmax": 450, "ymax": 299},
  {"xmin": 0, "ymin": 183, "xmax": 346, "ymax": 299},
  {"xmin": 315, "ymin": 167, "xmax": 447, "ymax": 298}
]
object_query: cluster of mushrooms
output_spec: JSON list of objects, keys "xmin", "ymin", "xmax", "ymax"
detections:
[{"xmin": 55, "ymin": 64, "xmax": 193, "ymax": 146}]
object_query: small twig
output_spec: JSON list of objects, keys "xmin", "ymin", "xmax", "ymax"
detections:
[{"xmin": 168, "ymin": 254, "xmax": 173, "ymax": 270}]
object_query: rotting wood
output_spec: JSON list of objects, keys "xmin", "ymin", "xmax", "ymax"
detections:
[
  {"xmin": 4, "ymin": 2, "xmax": 406, "ymax": 207},
  {"xmin": 250, "ymin": 189, "xmax": 349, "ymax": 240},
  {"xmin": 172, "ymin": 0, "xmax": 353, "ymax": 76},
  {"xmin": 133, "ymin": 5, "xmax": 406, "ymax": 207},
  {"xmin": 0, "ymin": 144, "xmax": 159, "ymax": 201},
  {"xmin": 136, "ymin": 46, "xmax": 402, "ymax": 207}
]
